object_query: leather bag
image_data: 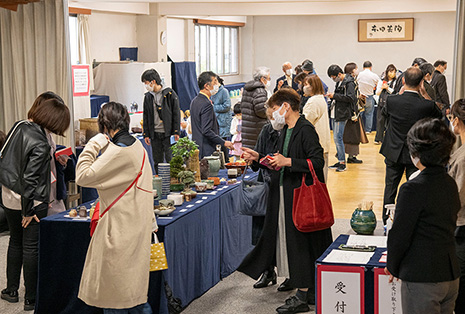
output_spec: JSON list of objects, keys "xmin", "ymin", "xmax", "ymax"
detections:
[{"xmin": 292, "ymin": 159, "xmax": 334, "ymax": 232}]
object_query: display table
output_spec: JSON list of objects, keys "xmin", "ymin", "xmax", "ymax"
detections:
[
  {"xmin": 37, "ymin": 169, "xmax": 257, "ymax": 314},
  {"xmin": 316, "ymin": 234, "xmax": 402, "ymax": 314}
]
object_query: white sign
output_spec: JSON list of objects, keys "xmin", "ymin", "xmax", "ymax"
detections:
[
  {"xmin": 321, "ymin": 271, "xmax": 362, "ymax": 314},
  {"xmin": 347, "ymin": 235, "xmax": 387, "ymax": 248},
  {"xmin": 376, "ymin": 271, "xmax": 403, "ymax": 314},
  {"xmin": 323, "ymin": 250, "xmax": 374, "ymax": 264},
  {"xmin": 367, "ymin": 22, "xmax": 405, "ymax": 39},
  {"xmin": 72, "ymin": 65, "xmax": 90, "ymax": 96}
]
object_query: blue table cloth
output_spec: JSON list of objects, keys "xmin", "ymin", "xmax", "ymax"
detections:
[
  {"xmin": 37, "ymin": 169, "xmax": 256, "ymax": 314},
  {"xmin": 90, "ymin": 95, "xmax": 109, "ymax": 118}
]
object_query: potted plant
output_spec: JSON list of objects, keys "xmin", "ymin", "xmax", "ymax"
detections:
[
  {"xmin": 170, "ymin": 156, "xmax": 185, "ymax": 184},
  {"xmin": 178, "ymin": 170, "xmax": 197, "ymax": 201},
  {"xmin": 171, "ymin": 137, "xmax": 198, "ymax": 163}
]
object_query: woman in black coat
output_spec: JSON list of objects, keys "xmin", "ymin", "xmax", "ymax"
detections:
[{"xmin": 238, "ymin": 89, "xmax": 333, "ymax": 314}]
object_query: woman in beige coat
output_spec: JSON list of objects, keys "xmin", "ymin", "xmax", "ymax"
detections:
[
  {"xmin": 302, "ymin": 74, "xmax": 331, "ymax": 182},
  {"xmin": 76, "ymin": 102, "xmax": 156, "ymax": 313}
]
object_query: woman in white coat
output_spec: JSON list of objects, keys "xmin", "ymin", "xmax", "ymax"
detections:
[
  {"xmin": 76, "ymin": 102, "xmax": 156, "ymax": 313},
  {"xmin": 302, "ymin": 74, "xmax": 331, "ymax": 182}
]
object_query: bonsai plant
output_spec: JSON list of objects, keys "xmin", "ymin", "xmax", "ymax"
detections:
[
  {"xmin": 177, "ymin": 170, "xmax": 195, "ymax": 192},
  {"xmin": 170, "ymin": 156, "xmax": 185, "ymax": 181},
  {"xmin": 171, "ymin": 137, "xmax": 198, "ymax": 162}
]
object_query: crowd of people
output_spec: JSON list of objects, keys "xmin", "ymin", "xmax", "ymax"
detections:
[{"xmin": 0, "ymin": 55, "xmax": 463, "ymax": 314}]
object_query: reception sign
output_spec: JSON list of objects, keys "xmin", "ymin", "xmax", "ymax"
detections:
[
  {"xmin": 317, "ymin": 265, "xmax": 365, "ymax": 314},
  {"xmin": 358, "ymin": 18, "xmax": 414, "ymax": 42},
  {"xmin": 374, "ymin": 268, "xmax": 403, "ymax": 314}
]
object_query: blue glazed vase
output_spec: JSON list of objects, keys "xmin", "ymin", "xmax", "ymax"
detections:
[{"xmin": 350, "ymin": 207, "xmax": 377, "ymax": 235}]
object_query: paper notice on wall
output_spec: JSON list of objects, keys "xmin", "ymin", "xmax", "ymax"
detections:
[
  {"xmin": 72, "ymin": 65, "xmax": 90, "ymax": 96},
  {"xmin": 347, "ymin": 235, "xmax": 387, "ymax": 248},
  {"xmin": 323, "ymin": 250, "xmax": 374, "ymax": 264}
]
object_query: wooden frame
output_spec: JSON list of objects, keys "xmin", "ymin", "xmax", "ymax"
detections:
[
  {"xmin": 194, "ymin": 19, "xmax": 245, "ymax": 28},
  {"xmin": 358, "ymin": 18, "xmax": 414, "ymax": 42},
  {"xmin": 69, "ymin": 7, "xmax": 91, "ymax": 15}
]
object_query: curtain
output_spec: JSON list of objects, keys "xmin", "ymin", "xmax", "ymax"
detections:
[
  {"xmin": 453, "ymin": 0, "xmax": 465, "ymax": 101},
  {"xmin": 0, "ymin": 0, "xmax": 73, "ymax": 147},
  {"xmin": 77, "ymin": 14, "xmax": 94, "ymax": 91}
]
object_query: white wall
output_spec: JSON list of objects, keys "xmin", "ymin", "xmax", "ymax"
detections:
[
  {"xmin": 167, "ymin": 18, "xmax": 187, "ymax": 61},
  {"xmin": 243, "ymin": 12, "xmax": 456, "ymax": 92},
  {"xmin": 88, "ymin": 12, "xmax": 137, "ymax": 62}
]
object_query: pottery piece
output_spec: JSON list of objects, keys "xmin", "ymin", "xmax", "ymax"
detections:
[
  {"xmin": 159, "ymin": 199, "xmax": 175, "ymax": 208},
  {"xmin": 350, "ymin": 201, "xmax": 377, "ymax": 235},
  {"xmin": 204, "ymin": 156, "xmax": 221, "ymax": 177},
  {"xmin": 195, "ymin": 182, "xmax": 207, "ymax": 192},
  {"xmin": 167, "ymin": 194, "xmax": 184, "ymax": 206}
]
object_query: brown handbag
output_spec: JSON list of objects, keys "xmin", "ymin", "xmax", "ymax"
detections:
[{"xmin": 292, "ymin": 159, "xmax": 334, "ymax": 232}]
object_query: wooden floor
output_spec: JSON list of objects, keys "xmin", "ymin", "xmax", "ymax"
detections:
[{"xmin": 326, "ymin": 132, "xmax": 406, "ymax": 220}]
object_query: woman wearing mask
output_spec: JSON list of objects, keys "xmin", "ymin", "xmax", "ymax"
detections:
[
  {"xmin": 302, "ymin": 75, "xmax": 331, "ymax": 182},
  {"xmin": 211, "ymin": 76, "xmax": 232, "ymax": 141},
  {"xmin": 241, "ymin": 67, "xmax": 270, "ymax": 149},
  {"xmin": 374, "ymin": 64, "xmax": 397, "ymax": 145},
  {"xmin": 238, "ymin": 89, "xmax": 333, "ymax": 313},
  {"xmin": 0, "ymin": 92, "xmax": 70, "ymax": 311},
  {"xmin": 76, "ymin": 102, "xmax": 155, "ymax": 313},
  {"xmin": 448, "ymin": 99, "xmax": 465, "ymax": 314},
  {"xmin": 386, "ymin": 118, "xmax": 460, "ymax": 314}
]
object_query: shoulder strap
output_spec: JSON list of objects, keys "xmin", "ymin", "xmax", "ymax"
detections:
[
  {"xmin": 0, "ymin": 120, "xmax": 29, "ymax": 158},
  {"xmin": 100, "ymin": 153, "xmax": 147, "ymax": 218}
]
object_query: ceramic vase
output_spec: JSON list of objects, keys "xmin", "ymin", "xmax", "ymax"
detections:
[
  {"xmin": 350, "ymin": 206, "xmax": 377, "ymax": 235},
  {"xmin": 205, "ymin": 156, "xmax": 221, "ymax": 177}
]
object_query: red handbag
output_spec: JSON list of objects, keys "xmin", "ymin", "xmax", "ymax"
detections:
[
  {"xmin": 90, "ymin": 154, "xmax": 150, "ymax": 236},
  {"xmin": 292, "ymin": 159, "xmax": 334, "ymax": 232}
]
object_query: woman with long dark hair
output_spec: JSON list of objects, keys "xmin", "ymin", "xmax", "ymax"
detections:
[{"xmin": 374, "ymin": 64, "xmax": 397, "ymax": 144}]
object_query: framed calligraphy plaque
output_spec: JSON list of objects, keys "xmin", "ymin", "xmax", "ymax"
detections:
[{"xmin": 358, "ymin": 18, "xmax": 414, "ymax": 42}]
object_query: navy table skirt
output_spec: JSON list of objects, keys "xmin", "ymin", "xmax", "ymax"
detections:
[{"xmin": 37, "ymin": 169, "xmax": 257, "ymax": 313}]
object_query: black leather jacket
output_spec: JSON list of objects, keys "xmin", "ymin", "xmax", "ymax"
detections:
[{"xmin": 0, "ymin": 121, "xmax": 51, "ymax": 216}]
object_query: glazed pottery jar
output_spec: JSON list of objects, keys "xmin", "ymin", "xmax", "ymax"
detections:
[
  {"xmin": 350, "ymin": 202, "xmax": 377, "ymax": 235},
  {"xmin": 204, "ymin": 156, "xmax": 221, "ymax": 177}
]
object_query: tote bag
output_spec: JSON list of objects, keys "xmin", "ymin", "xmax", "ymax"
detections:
[
  {"xmin": 292, "ymin": 159, "xmax": 334, "ymax": 232},
  {"xmin": 150, "ymin": 233, "xmax": 168, "ymax": 272},
  {"xmin": 239, "ymin": 165, "xmax": 269, "ymax": 216}
]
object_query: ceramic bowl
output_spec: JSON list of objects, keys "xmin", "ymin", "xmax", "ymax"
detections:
[
  {"xmin": 159, "ymin": 199, "xmax": 175, "ymax": 208},
  {"xmin": 154, "ymin": 207, "xmax": 175, "ymax": 216},
  {"xmin": 202, "ymin": 179, "xmax": 215, "ymax": 190},
  {"xmin": 195, "ymin": 182, "xmax": 207, "ymax": 192}
]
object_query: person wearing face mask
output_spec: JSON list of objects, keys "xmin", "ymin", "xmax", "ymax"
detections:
[
  {"xmin": 448, "ymin": 99, "xmax": 465, "ymax": 314},
  {"xmin": 190, "ymin": 71, "xmax": 233, "ymax": 158},
  {"xmin": 141, "ymin": 68, "xmax": 180, "ymax": 174},
  {"xmin": 240, "ymin": 66, "xmax": 271, "ymax": 149},
  {"xmin": 357, "ymin": 61, "xmax": 380, "ymax": 134},
  {"xmin": 386, "ymin": 118, "xmax": 460, "ymax": 314},
  {"xmin": 375, "ymin": 64, "xmax": 398, "ymax": 145},
  {"xmin": 274, "ymin": 62, "xmax": 298, "ymax": 92},
  {"xmin": 238, "ymin": 89, "xmax": 332, "ymax": 313},
  {"xmin": 431, "ymin": 60, "xmax": 450, "ymax": 113},
  {"xmin": 302, "ymin": 75, "xmax": 331, "ymax": 182},
  {"xmin": 326, "ymin": 64, "xmax": 357, "ymax": 172},
  {"xmin": 380, "ymin": 67, "xmax": 443, "ymax": 226}
]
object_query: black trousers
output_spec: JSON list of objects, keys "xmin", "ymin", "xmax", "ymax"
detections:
[
  {"xmin": 382, "ymin": 158, "xmax": 417, "ymax": 224},
  {"xmin": 374, "ymin": 107, "xmax": 386, "ymax": 143},
  {"xmin": 456, "ymin": 226, "xmax": 465, "ymax": 314},
  {"xmin": 4, "ymin": 204, "xmax": 48, "ymax": 300},
  {"xmin": 151, "ymin": 132, "xmax": 172, "ymax": 175}
]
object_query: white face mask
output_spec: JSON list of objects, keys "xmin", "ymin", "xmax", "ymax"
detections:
[
  {"xmin": 303, "ymin": 86, "xmax": 312, "ymax": 96},
  {"xmin": 410, "ymin": 155, "xmax": 420, "ymax": 168},
  {"xmin": 285, "ymin": 69, "xmax": 292, "ymax": 76},
  {"xmin": 265, "ymin": 80, "xmax": 271, "ymax": 88},
  {"xmin": 210, "ymin": 84, "xmax": 219, "ymax": 96},
  {"xmin": 145, "ymin": 83, "xmax": 154, "ymax": 92},
  {"xmin": 271, "ymin": 104, "xmax": 287, "ymax": 130},
  {"xmin": 354, "ymin": 69, "xmax": 359, "ymax": 77}
]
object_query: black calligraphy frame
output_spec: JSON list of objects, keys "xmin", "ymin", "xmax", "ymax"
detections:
[{"xmin": 358, "ymin": 18, "xmax": 414, "ymax": 42}]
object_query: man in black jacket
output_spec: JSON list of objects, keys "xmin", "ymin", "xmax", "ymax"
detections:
[
  {"xmin": 431, "ymin": 60, "xmax": 450, "ymax": 111},
  {"xmin": 190, "ymin": 71, "xmax": 233, "ymax": 158},
  {"xmin": 141, "ymin": 69, "xmax": 180, "ymax": 174},
  {"xmin": 393, "ymin": 57, "xmax": 427, "ymax": 94},
  {"xmin": 380, "ymin": 67, "xmax": 443, "ymax": 224},
  {"xmin": 326, "ymin": 64, "xmax": 357, "ymax": 172}
]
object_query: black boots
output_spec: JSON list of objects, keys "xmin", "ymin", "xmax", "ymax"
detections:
[
  {"xmin": 253, "ymin": 269, "xmax": 277, "ymax": 288},
  {"xmin": 1, "ymin": 289, "xmax": 18, "ymax": 303}
]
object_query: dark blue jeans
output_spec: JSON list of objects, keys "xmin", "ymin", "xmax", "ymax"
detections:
[
  {"xmin": 4, "ymin": 204, "xmax": 48, "ymax": 300},
  {"xmin": 103, "ymin": 302, "xmax": 152, "ymax": 314}
]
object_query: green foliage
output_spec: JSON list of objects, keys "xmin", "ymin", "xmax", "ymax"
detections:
[
  {"xmin": 177, "ymin": 170, "xmax": 195, "ymax": 189},
  {"xmin": 171, "ymin": 137, "xmax": 198, "ymax": 160},
  {"xmin": 170, "ymin": 156, "xmax": 185, "ymax": 178}
]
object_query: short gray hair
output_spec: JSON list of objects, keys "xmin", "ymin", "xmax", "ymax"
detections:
[{"xmin": 253, "ymin": 66, "xmax": 270, "ymax": 81}]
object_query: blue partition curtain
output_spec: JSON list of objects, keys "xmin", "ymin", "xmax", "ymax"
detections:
[{"xmin": 171, "ymin": 61, "xmax": 199, "ymax": 111}]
